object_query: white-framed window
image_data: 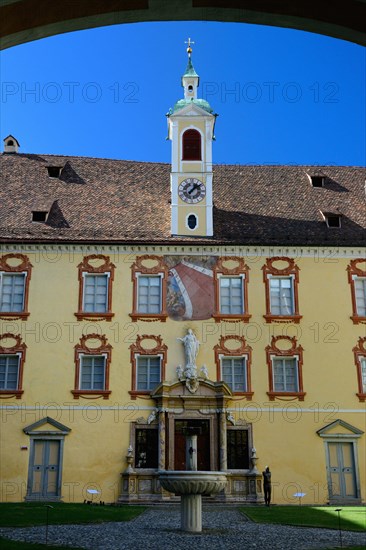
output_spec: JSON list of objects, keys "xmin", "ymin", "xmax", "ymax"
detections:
[
  {"xmin": 137, "ymin": 275, "xmax": 162, "ymax": 314},
  {"xmin": 0, "ymin": 273, "xmax": 26, "ymax": 312},
  {"xmin": 354, "ymin": 278, "xmax": 366, "ymax": 316},
  {"xmin": 219, "ymin": 276, "xmax": 244, "ymax": 315},
  {"xmin": 272, "ymin": 357, "xmax": 299, "ymax": 392},
  {"xmin": 130, "ymin": 257, "xmax": 168, "ymax": 322},
  {"xmin": 0, "ymin": 354, "xmax": 20, "ymax": 390},
  {"xmin": 82, "ymin": 274, "xmax": 109, "ymax": 313},
  {"xmin": 361, "ymin": 358, "xmax": 366, "ymax": 394},
  {"xmin": 269, "ymin": 276, "xmax": 294, "ymax": 315},
  {"xmin": 221, "ymin": 357, "xmax": 247, "ymax": 392},
  {"xmin": 79, "ymin": 354, "xmax": 106, "ymax": 390},
  {"xmin": 136, "ymin": 355, "xmax": 161, "ymax": 391}
]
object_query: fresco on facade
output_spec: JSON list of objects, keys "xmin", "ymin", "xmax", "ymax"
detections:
[{"xmin": 165, "ymin": 255, "xmax": 216, "ymax": 320}]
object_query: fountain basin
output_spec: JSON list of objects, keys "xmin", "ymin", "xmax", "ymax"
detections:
[{"xmin": 159, "ymin": 470, "xmax": 227, "ymax": 495}]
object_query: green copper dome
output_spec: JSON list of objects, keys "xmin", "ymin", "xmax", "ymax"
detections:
[
  {"xmin": 169, "ymin": 97, "xmax": 214, "ymax": 115},
  {"xmin": 183, "ymin": 57, "xmax": 199, "ymax": 78}
]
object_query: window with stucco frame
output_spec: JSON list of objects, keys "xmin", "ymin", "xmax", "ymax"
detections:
[
  {"xmin": 72, "ymin": 334, "xmax": 112, "ymax": 399},
  {"xmin": 262, "ymin": 257, "xmax": 302, "ymax": 323},
  {"xmin": 213, "ymin": 257, "xmax": 251, "ymax": 322},
  {"xmin": 0, "ymin": 254, "xmax": 32, "ymax": 320},
  {"xmin": 129, "ymin": 335, "xmax": 167, "ymax": 399},
  {"xmin": 214, "ymin": 335, "xmax": 253, "ymax": 398},
  {"xmin": 266, "ymin": 335, "xmax": 305, "ymax": 401},
  {"xmin": 347, "ymin": 259, "xmax": 366, "ymax": 324},
  {"xmin": 75, "ymin": 255, "xmax": 115, "ymax": 321},
  {"xmin": 353, "ymin": 337, "xmax": 366, "ymax": 402},
  {"xmin": 0, "ymin": 333, "xmax": 26, "ymax": 399},
  {"xmin": 130, "ymin": 256, "xmax": 168, "ymax": 322}
]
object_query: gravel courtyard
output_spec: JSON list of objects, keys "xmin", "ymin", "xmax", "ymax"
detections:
[{"xmin": 1, "ymin": 506, "xmax": 365, "ymax": 550}]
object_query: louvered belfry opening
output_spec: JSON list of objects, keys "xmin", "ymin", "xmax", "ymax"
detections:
[{"xmin": 182, "ymin": 129, "xmax": 201, "ymax": 160}]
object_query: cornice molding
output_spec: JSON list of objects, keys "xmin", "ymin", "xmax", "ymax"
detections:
[{"xmin": 1, "ymin": 243, "xmax": 366, "ymax": 259}]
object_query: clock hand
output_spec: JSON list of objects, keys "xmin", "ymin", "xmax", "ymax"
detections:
[{"xmin": 188, "ymin": 183, "xmax": 200, "ymax": 195}]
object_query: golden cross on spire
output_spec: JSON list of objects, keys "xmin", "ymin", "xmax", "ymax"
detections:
[{"xmin": 185, "ymin": 37, "xmax": 194, "ymax": 57}]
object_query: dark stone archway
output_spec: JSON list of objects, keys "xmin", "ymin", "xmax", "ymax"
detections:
[{"xmin": 1, "ymin": 1, "xmax": 365, "ymax": 50}]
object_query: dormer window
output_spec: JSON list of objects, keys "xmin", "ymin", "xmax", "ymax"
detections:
[
  {"xmin": 32, "ymin": 211, "xmax": 48, "ymax": 223},
  {"xmin": 310, "ymin": 175, "xmax": 324, "ymax": 188},
  {"xmin": 182, "ymin": 129, "xmax": 201, "ymax": 161},
  {"xmin": 3, "ymin": 135, "xmax": 20, "ymax": 154},
  {"xmin": 323, "ymin": 212, "xmax": 341, "ymax": 228},
  {"xmin": 47, "ymin": 166, "xmax": 62, "ymax": 178}
]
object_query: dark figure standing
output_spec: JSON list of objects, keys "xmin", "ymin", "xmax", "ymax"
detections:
[{"xmin": 263, "ymin": 466, "xmax": 272, "ymax": 506}]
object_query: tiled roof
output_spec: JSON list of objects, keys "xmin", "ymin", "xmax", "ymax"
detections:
[{"xmin": 0, "ymin": 153, "xmax": 365, "ymax": 246}]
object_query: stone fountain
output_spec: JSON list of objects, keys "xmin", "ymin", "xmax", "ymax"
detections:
[
  {"xmin": 159, "ymin": 428, "xmax": 227, "ymax": 532},
  {"xmin": 159, "ymin": 329, "xmax": 228, "ymax": 533}
]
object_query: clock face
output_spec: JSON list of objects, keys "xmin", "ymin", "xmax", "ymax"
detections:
[{"xmin": 178, "ymin": 178, "xmax": 206, "ymax": 203}]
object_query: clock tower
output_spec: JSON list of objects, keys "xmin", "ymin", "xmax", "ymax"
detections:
[{"xmin": 167, "ymin": 40, "xmax": 217, "ymax": 237}]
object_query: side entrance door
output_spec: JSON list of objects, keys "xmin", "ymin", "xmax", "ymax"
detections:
[
  {"xmin": 327, "ymin": 442, "xmax": 357, "ymax": 500},
  {"xmin": 28, "ymin": 439, "xmax": 61, "ymax": 499}
]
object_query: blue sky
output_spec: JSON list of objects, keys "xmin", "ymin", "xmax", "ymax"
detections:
[{"xmin": 0, "ymin": 21, "xmax": 365, "ymax": 166}]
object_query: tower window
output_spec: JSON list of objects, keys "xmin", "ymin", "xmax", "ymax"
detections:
[
  {"xmin": 188, "ymin": 85, "xmax": 193, "ymax": 92},
  {"xmin": 187, "ymin": 214, "xmax": 197, "ymax": 230},
  {"xmin": 182, "ymin": 129, "xmax": 201, "ymax": 161}
]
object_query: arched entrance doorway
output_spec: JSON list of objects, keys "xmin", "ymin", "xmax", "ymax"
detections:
[{"xmin": 1, "ymin": 1, "xmax": 365, "ymax": 50}]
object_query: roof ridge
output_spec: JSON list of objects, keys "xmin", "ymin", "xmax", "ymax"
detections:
[{"xmin": 1, "ymin": 153, "xmax": 364, "ymax": 170}]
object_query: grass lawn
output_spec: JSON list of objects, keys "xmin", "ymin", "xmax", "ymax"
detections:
[
  {"xmin": 0, "ymin": 502, "xmax": 145, "ymax": 528},
  {"xmin": 241, "ymin": 506, "xmax": 366, "ymax": 532}
]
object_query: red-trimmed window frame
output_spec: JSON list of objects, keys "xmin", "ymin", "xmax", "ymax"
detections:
[
  {"xmin": 0, "ymin": 254, "xmax": 32, "ymax": 320},
  {"xmin": 347, "ymin": 259, "xmax": 366, "ymax": 325},
  {"xmin": 75, "ymin": 255, "xmax": 115, "ymax": 322},
  {"xmin": 0, "ymin": 333, "xmax": 26, "ymax": 399},
  {"xmin": 214, "ymin": 335, "xmax": 254, "ymax": 399},
  {"xmin": 72, "ymin": 334, "xmax": 112, "ymax": 399},
  {"xmin": 266, "ymin": 335, "xmax": 306, "ymax": 401},
  {"xmin": 262, "ymin": 257, "xmax": 302, "ymax": 324},
  {"xmin": 353, "ymin": 337, "xmax": 366, "ymax": 402},
  {"xmin": 213, "ymin": 257, "xmax": 251, "ymax": 323},
  {"xmin": 182, "ymin": 129, "xmax": 202, "ymax": 161},
  {"xmin": 130, "ymin": 256, "xmax": 168, "ymax": 322},
  {"xmin": 129, "ymin": 335, "xmax": 167, "ymax": 399}
]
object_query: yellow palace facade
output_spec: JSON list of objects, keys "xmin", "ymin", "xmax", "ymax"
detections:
[{"xmin": 0, "ymin": 50, "xmax": 365, "ymax": 505}]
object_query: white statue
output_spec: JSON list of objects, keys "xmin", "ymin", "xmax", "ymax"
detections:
[
  {"xmin": 177, "ymin": 329, "xmax": 200, "ymax": 369},
  {"xmin": 200, "ymin": 365, "xmax": 208, "ymax": 379},
  {"xmin": 226, "ymin": 412, "xmax": 235, "ymax": 425},
  {"xmin": 176, "ymin": 365, "xmax": 184, "ymax": 379},
  {"xmin": 147, "ymin": 409, "xmax": 157, "ymax": 425}
]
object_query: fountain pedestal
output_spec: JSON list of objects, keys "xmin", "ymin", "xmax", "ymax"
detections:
[{"xmin": 181, "ymin": 494, "xmax": 201, "ymax": 532}]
